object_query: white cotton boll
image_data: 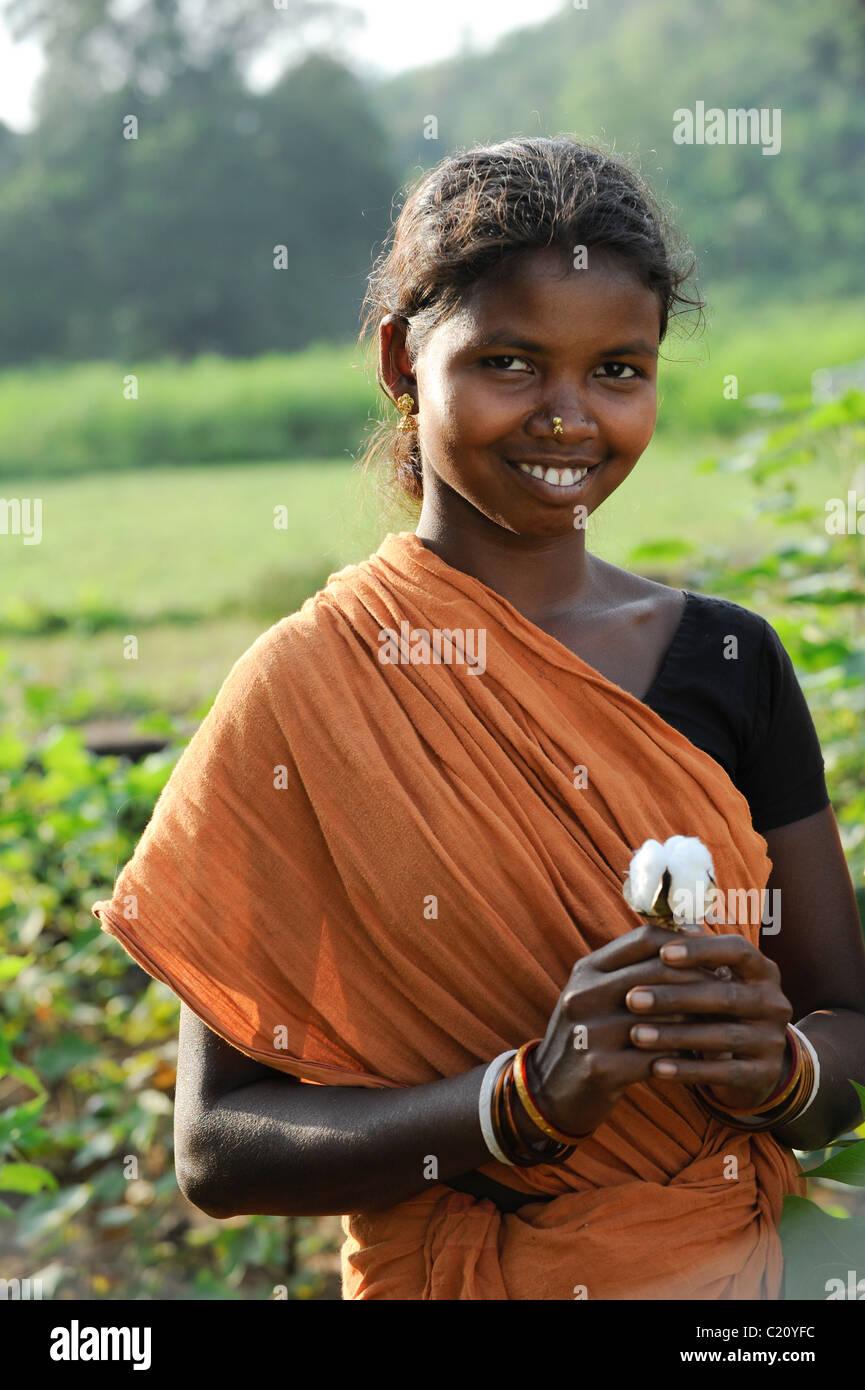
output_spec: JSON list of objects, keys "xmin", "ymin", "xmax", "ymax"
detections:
[
  {"xmin": 662, "ymin": 836, "xmax": 715, "ymax": 876},
  {"xmin": 622, "ymin": 839, "xmax": 669, "ymax": 914},
  {"xmin": 663, "ymin": 836, "xmax": 717, "ymax": 924}
]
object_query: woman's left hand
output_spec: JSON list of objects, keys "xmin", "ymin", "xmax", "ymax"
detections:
[{"xmin": 624, "ymin": 931, "xmax": 793, "ymax": 1112}]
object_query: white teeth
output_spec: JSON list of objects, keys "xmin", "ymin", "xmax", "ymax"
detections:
[{"xmin": 516, "ymin": 463, "xmax": 590, "ymax": 487}]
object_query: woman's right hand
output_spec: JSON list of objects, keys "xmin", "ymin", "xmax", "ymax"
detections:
[{"xmin": 525, "ymin": 921, "xmax": 712, "ymax": 1138}]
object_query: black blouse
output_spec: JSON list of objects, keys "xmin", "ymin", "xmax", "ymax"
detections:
[{"xmin": 639, "ymin": 590, "xmax": 831, "ymax": 834}]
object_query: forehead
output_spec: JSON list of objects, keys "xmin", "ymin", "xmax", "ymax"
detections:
[{"xmin": 442, "ymin": 245, "xmax": 661, "ymax": 346}]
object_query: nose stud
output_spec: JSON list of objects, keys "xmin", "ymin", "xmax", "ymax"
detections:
[{"xmin": 552, "ymin": 416, "xmax": 564, "ymax": 436}]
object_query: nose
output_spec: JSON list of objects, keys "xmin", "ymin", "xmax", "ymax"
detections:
[{"xmin": 526, "ymin": 390, "xmax": 599, "ymax": 442}]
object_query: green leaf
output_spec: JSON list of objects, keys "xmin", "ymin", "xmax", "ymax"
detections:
[
  {"xmin": 0, "ymin": 954, "xmax": 35, "ymax": 981},
  {"xmin": 134, "ymin": 711, "xmax": 177, "ymax": 736},
  {"xmin": 780, "ymin": 1195, "xmax": 865, "ymax": 1300},
  {"xmin": 0, "ymin": 733, "xmax": 28, "ymax": 770},
  {"xmin": 0, "ymin": 1057, "xmax": 46, "ymax": 1098},
  {"xmin": 13, "ymin": 1183, "xmax": 92, "ymax": 1245},
  {"xmin": 802, "ymin": 1141, "xmax": 865, "ymax": 1185},
  {"xmin": 33, "ymin": 1034, "xmax": 102, "ymax": 1083},
  {"xmin": 849, "ymin": 1079, "xmax": 865, "ymax": 1122},
  {"xmin": 0, "ymin": 1162, "xmax": 58, "ymax": 1194},
  {"xmin": 805, "ymin": 391, "xmax": 865, "ymax": 430}
]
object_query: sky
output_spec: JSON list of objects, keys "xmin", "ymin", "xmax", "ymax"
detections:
[{"xmin": 0, "ymin": 0, "xmax": 565, "ymax": 132}]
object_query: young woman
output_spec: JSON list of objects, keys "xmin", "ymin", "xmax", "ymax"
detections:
[{"xmin": 92, "ymin": 136, "xmax": 865, "ymax": 1300}]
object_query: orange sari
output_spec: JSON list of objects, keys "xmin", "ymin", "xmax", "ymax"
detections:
[{"xmin": 92, "ymin": 530, "xmax": 805, "ymax": 1299}]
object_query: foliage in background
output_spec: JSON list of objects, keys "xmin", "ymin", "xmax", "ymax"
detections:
[
  {"xmin": 0, "ymin": 47, "xmax": 396, "ymax": 365},
  {"xmin": 0, "ymin": 349, "xmax": 377, "ymax": 477},
  {"xmin": 625, "ymin": 387, "xmax": 865, "ymax": 1297},
  {"xmin": 0, "ymin": 688, "xmax": 340, "ymax": 1298},
  {"xmin": 693, "ymin": 388, "xmax": 865, "ymax": 891}
]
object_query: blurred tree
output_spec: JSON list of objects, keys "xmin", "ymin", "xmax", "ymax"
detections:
[
  {"xmin": 0, "ymin": 0, "xmax": 862, "ymax": 362},
  {"xmin": 0, "ymin": 28, "xmax": 397, "ymax": 361},
  {"xmin": 0, "ymin": 0, "xmax": 363, "ymax": 119},
  {"xmin": 373, "ymin": 0, "xmax": 865, "ymax": 298}
]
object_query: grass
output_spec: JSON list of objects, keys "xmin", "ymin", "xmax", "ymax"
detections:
[
  {"xmin": 0, "ymin": 346, "xmax": 379, "ymax": 477},
  {"xmin": 5, "ymin": 459, "xmax": 386, "ymax": 620}
]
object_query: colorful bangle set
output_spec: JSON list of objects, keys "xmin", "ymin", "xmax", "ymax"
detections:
[
  {"xmin": 480, "ymin": 1026, "xmax": 822, "ymax": 1161},
  {"xmin": 693, "ymin": 1024, "xmax": 820, "ymax": 1132},
  {"xmin": 479, "ymin": 1040, "xmax": 588, "ymax": 1167}
]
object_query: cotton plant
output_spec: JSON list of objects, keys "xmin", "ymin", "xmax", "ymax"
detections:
[
  {"xmin": 623, "ymin": 835, "xmax": 732, "ymax": 980},
  {"xmin": 622, "ymin": 835, "xmax": 720, "ymax": 930}
]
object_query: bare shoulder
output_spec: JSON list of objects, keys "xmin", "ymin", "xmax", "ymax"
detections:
[{"xmin": 588, "ymin": 554, "xmax": 686, "ymax": 623}]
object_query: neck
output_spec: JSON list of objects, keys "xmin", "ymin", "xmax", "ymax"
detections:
[{"xmin": 414, "ymin": 496, "xmax": 600, "ymax": 623}]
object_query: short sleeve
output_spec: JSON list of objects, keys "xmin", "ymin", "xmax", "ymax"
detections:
[{"xmin": 738, "ymin": 620, "xmax": 831, "ymax": 833}]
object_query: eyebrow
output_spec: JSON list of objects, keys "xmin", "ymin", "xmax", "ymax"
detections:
[{"xmin": 466, "ymin": 330, "xmax": 659, "ymax": 358}]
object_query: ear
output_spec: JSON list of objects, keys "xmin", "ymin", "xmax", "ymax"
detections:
[{"xmin": 378, "ymin": 314, "xmax": 416, "ymax": 403}]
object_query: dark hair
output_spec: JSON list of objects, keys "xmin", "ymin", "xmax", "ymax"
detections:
[{"xmin": 356, "ymin": 134, "xmax": 705, "ymax": 508}]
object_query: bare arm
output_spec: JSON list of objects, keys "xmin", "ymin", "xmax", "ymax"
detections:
[
  {"xmin": 172, "ymin": 922, "xmax": 724, "ymax": 1219},
  {"xmin": 759, "ymin": 805, "xmax": 865, "ymax": 1150},
  {"xmin": 173, "ymin": 823, "xmax": 861, "ymax": 1225},
  {"xmin": 173, "ymin": 1004, "xmax": 543, "ymax": 1218}
]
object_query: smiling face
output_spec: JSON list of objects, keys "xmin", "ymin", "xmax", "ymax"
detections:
[{"xmin": 387, "ymin": 244, "xmax": 662, "ymax": 540}]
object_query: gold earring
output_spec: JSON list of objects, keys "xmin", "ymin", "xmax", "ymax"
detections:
[
  {"xmin": 552, "ymin": 416, "xmax": 564, "ymax": 437},
  {"xmin": 396, "ymin": 392, "xmax": 416, "ymax": 432}
]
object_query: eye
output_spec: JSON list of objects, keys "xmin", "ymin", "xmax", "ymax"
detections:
[
  {"xmin": 480, "ymin": 355, "xmax": 533, "ymax": 372},
  {"xmin": 597, "ymin": 362, "xmax": 642, "ymax": 380}
]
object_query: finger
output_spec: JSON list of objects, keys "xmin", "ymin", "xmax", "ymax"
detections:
[
  {"xmin": 609, "ymin": 959, "xmax": 712, "ymax": 997},
  {"xmin": 629, "ymin": 1021, "xmax": 770, "ymax": 1053},
  {"xmin": 591, "ymin": 921, "xmax": 701, "ymax": 974},
  {"xmin": 624, "ymin": 979, "xmax": 776, "ymax": 1018},
  {"xmin": 565, "ymin": 1014, "xmax": 694, "ymax": 1057},
  {"xmin": 657, "ymin": 934, "xmax": 774, "ymax": 980},
  {"xmin": 647, "ymin": 1055, "xmax": 775, "ymax": 1086}
]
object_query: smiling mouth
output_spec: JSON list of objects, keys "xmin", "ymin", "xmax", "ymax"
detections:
[{"xmin": 505, "ymin": 459, "xmax": 602, "ymax": 490}]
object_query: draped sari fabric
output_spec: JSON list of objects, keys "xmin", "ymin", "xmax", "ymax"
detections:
[{"xmin": 92, "ymin": 530, "xmax": 805, "ymax": 1300}]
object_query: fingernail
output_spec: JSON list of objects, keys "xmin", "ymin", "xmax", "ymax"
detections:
[
  {"xmin": 628, "ymin": 989, "xmax": 654, "ymax": 1009},
  {"xmin": 654, "ymin": 1060, "xmax": 677, "ymax": 1076},
  {"xmin": 661, "ymin": 944, "xmax": 687, "ymax": 961},
  {"xmin": 632, "ymin": 1026, "xmax": 659, "ymax": 1043}
]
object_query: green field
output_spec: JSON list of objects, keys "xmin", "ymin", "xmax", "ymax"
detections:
[
  {"xmin": 3, "ymin": 290, "xmax": 862, "ymax": 723},
  {"xmin": 4, "ymin": 431, "xmax": 851, "ymax": 722}
]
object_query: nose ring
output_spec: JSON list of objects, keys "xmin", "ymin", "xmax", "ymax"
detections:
[{"xmin": 552, "ymin": 416, "xmax": 564, "ymax": 436}]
